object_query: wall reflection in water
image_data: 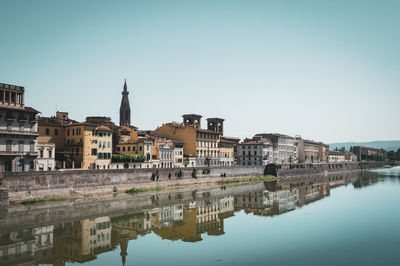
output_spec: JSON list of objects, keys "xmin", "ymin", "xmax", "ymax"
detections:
[{"xmin": 0, "ymin": 173, "xmax": 389, "ymax": 266}]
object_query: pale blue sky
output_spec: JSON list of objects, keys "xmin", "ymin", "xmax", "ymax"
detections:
[{"xmin": 1, "ymin": 0, "xmax": 399, "ymax": 143}]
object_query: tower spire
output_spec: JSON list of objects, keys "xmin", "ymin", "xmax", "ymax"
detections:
[{"xmin": 119, "ymin": 80, "xmax": 131, "ymax": 126}]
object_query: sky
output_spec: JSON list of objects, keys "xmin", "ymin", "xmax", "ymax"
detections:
[{"xmin": 0, "ymin": 0, "xmax": 399, "ymax": 143}]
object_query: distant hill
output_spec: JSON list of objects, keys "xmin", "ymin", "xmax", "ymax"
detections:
[{"xmin": 329, "ymin": 141, "xmax": 400, "ymax": 152}]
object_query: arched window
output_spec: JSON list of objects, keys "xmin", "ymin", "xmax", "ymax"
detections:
[{"xmin": 17, "ymin": 159, "xmax": 24, "ymax": 172}]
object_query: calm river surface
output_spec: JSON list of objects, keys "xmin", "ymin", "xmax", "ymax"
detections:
[{"xmin": 1, "ymin": 167, "xmax": 400, "ymax": 266}]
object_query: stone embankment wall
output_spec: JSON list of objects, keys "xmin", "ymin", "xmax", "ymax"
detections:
[
  {"xmin": 1, "ymin": 162, "xmax": 383, "ymax": 202},
  {"xmin": 0, "ymin": 182, "xmax": 265, "ymax": 233},
  {"xmin": 276, "ymin": 162, "xmax": 382, "ymax": 182},
  {"xmin": 3, "ymin": 166, "xmax": 263, "ymax": 202}
]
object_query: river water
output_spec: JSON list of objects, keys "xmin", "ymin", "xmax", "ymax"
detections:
[{"xmin": 1, "ymin": 167, "xmax": 400, "ymax": 266}]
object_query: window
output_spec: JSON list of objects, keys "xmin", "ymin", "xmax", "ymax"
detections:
[
  {"xmin": 30, "ymin": 141, "xmax": 34, "ymax": 152},
  {"xmin": 40, "ymin": 150, "xmax": 44, "ymax": 158},
  {"xmin": 140, "ymin": 146, "xmax": 142, "ymax": 151},
  {"xmin": 20, "ymin": 124, "xmax": 24, "ymax": 132},
  {"xmin": 72, "ymin": 129, "xmax": 75, "ymax": 135},
  {"xmin": 49, "ymin": 149, "xmax": 52, "ymax": 158},
  {"xmin": 67, "ymin": 129, "xmax": 70, "ymax": 136},
  {"xmin": 76, "ymin": 148, "xmax": 79, "ymax": 155},
  {"xmin": 18, "ymin": 141, "xmax": 24, "ymax": 152},
  {"xmin": 107, "ymin": 142, "xmax": 110, "ymax": 148},
  {"xmin": 55, "ymin": 129, "xmax": 58, "ymax": 136},
  {"xmin": 91, "ymin": 149, "xmax": 97, "ymax": 156},
  {"xmin": 122, "ymin": 146, "xmax": 125, "ymax": 152}
]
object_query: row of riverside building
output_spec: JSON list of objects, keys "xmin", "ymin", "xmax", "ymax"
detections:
[{"xmin": 0, "ymin": 81, "xmax": 385, "ymax": 172}]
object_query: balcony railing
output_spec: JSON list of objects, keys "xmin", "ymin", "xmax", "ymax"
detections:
[
  {"xmin": 0, "ymin": 129, "xmax": 39, "ymax": 136},
  {"xmin": 0, "ymin": 151, "xmax": 38, "ymax": 156}
]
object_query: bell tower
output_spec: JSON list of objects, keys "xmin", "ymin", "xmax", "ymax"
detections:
[{"xmin": 119, "ymin": 79, "xmax": 131, "ymax": 126}]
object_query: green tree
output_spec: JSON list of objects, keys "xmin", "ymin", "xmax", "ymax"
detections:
[{"xmin": 387, "ymin": 150, "xmax": 396, "ymax": 161}]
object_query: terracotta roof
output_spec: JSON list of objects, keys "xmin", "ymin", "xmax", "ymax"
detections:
[
  {"xmin": 39, "ymin": 117, "xmax": 61, "ymax": 126},
  {"xmin": 221, "ymin": 136, "xmax": 240, "ymax": 143},
  {"xmin": 255, "ymin": 133, "xmax": 295, "ymax": 139},
  {"xmin": 66, "ymin": 122, "xmax": 97, "ymax": 127},
  {"xmin": 196, "ymin": 128, "xmax": 221, "ymax": 134},
  {"xmin": 219, "ymin": 139, "xmax": 236, "ymax": 144},
  {"xmin": 39, "ymin": 115, "xmax": 78, "ymax": 126},
  {"xmin": 23, "ymin": 106, "xmax": 40, "ymax": 113},
  {"xmin": 241, "ymin": 138, "xmax": 272, "ymax": 145},
  {"xmin": 96, "ymin": 125, "xmax": 113, "ymax": 132},
  {"xmin": 0, "ymin": 105, "xmax": 39, "ymax": 113}
]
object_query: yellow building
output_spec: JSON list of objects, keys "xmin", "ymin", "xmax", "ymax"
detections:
[
  {"xmin": 218, "ymin": 139, "xmax": 235, "ymax": 166},
  {"xmin": 38, "ymin": 112, "xmax": 76, "ymax": 162},
  {"xmin": 65, "ymin": 123, "xmax": 109, "ymax": 169},
  {"xmin": 115, "ymin": 138, "xmax": 153, "ymax": 161},
  {"xmin": 118, "ymin": 125, "xmax": 138, "ymax": 143},
  {"xmin": 152, "ymin": 114, "xmax": 225, "ymax": 167}
]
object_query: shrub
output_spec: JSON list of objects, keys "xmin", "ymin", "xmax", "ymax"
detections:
[
  {"xmin": 175, "ymin": 169, "xmax": 183, "ymax": 179},
  {"xmin": 192, "ymin": 169, "xmax": 197, "ymax": 179},
  {"xmin": 125, "ymin": 186, "xmax": 162, "ymax": 194},
  {"xmin": 202, "ymin": 168, "xmax": 210, "ymax": 175},
  {"xmin": 151, "ymin": 170, "xmax": 159, "ymax": 182},
  {"xmin": 112, "ymin": 154, "xmax": 146, "ymax": 163}
]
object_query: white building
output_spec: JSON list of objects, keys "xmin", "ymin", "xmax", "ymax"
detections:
[
  {"xmin": 96, "ymin": 126, "xmax": 113, "ymax": 169},
  {"xmin": 35, "ymin": 142, "xmax": 55, "ymax": 171},
  {"xmin": 255, "ymin": 133, "xmax": 298, "ymax": 163},
  {"xmin": 173, "ymin": 142, "xmax": 184, "ymax": 167},
  {"xmin": 237, "ymin": 136, "xmax": 274, "ymax": 166},
  {"xmin": 0, "ymin": 82, "xmax": 39, "ymax": 172}
]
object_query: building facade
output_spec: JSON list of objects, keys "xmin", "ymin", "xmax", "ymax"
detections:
[
  {"xmin": 0, "ymin": 83, "xmax": 39, "ymax": 172},
  {"xmin": 237, "ymin": 136, "xmax": 273, "ymax": 166},
  {"xmin": 38, "ymin": 111, "xmax": 77, "ymax": 166},
  {"xmin": 297, "ymin": 138, "xmax": 324, "ymax": 163},
  {"xmin": 35, "ymin": 142, "xmax": 56, "ymax": 171},
  {"xmin": 218, "ymin": 138, "xmax": 235, "ymax": 166},
  {"xmin": 152, "ymin": 114, "xmax": 233, "ymax": 167},
  {"xmin": 65, "ymin": 123, "xmax": 97, "ymax": 169},
  {"xmin": 351, "ymin": 146, "xmax": 387, "ymax": 161},
  {"xmin": 255, "ymin": 133, "xmax": 298, "ymax": 163},
  {"xmin": 96, "ymin": 126, "xmax": 113, "ymax": 169}
]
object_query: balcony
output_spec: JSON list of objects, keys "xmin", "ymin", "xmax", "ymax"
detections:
[
  {"xmin": 0, "ymin": 151, "xmax": 38, "ymax": 156},
  {"xmin": 0, "ymin": 129, "xmax": 39, "ymax": 136}
]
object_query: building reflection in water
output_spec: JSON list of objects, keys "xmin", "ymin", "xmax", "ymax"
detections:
[
  {"xmin": 234, "ymin": 184, "xmax": 329, "ymax": 216},
  {"xmin": 1, "ymin": 175, "xmax": 379, "ymax": 266}
]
